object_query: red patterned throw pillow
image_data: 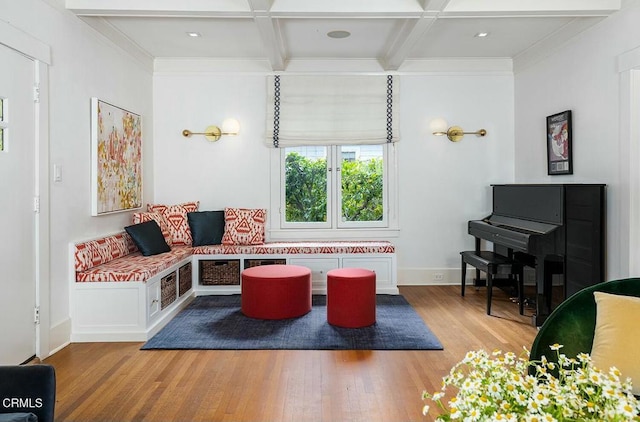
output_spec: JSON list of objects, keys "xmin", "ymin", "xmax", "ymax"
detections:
[
  {"xmin": 147, "ymin": 201, "xmax": 200, "ymax": 246},
  {"xmin": 132, "ymin": 211, "xmax": 173, "ymax": 246},
  {"xmin": 221, "ymin": 208, "xmax": 266, "ymax": 245}
]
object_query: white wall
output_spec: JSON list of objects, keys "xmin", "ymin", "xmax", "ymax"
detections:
[
  {"xmin": 397, "ymin": 75, "xmax": 514, "ymax": 283},
  {"xmin": 153, "ymin": 71, "xmax": 515, "ymax": 285},
  {"xmin": 1, "ymin": 0, "xmax": 153, "ymax": 354},
  {"xmin": 514, "ymin": 1, "xmax": 640, "ymax": 280},
  {"xmin": 153, "ymin": 74, "xmax": 268, "ymax": 210}
]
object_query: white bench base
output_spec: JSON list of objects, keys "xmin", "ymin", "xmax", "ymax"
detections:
[
  {"xmin": 194, "ymin": 253, "xmax": 398, "ymax": 296},
  {"xmin": 71, "ymin": 257, "xmax": 193, "ymax": 342}
]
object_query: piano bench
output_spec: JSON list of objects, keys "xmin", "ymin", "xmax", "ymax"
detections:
[{"xmin": 460, "ymin": 251, "xmax": 524, "ymax": 316}]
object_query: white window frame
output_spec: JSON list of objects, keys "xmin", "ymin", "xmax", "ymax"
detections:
[{"xmin": 269, "ymin": 143, "xmax": 399, "ymax": 240}]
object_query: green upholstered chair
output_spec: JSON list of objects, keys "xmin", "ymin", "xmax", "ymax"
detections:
[{"xmin": 530, "ymin": 277, "xmax": 640, "ymax": 364}]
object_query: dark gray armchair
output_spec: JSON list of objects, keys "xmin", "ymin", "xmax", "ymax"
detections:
[{"xmin": 0, "ymin": 365, "xmax": 56, "ymax": 422}]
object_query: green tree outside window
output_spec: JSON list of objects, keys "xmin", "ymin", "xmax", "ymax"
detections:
[{"xmin": 285, "ymin": 151, "xmax": 383, "ymax": 223}]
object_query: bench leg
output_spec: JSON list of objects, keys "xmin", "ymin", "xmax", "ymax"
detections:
[
  {"xmin": 461, "ymin": 256, "xmax": 467, "ymax": 297},
  {"xmin": 486, "ymin": 270, "xmax": 493, "ymax": 315}
]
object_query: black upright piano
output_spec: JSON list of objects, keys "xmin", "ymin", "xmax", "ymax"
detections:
[{"xmin": 468, "ymin": 184, "xmax": 605, "ymax": 326}]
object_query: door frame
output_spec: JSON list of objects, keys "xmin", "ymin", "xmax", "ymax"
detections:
[
  {"xmin": 617, "ymin": 46, "xmax": 640, "ymax": 278},
  {"xmin": 1, "ymin": 21, "xmax": 51, "ymax": 360}
]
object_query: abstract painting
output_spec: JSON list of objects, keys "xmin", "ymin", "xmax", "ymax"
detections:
[{"xmin": 91, "ymin": 98, "xmax": 142, "ymax": 215}]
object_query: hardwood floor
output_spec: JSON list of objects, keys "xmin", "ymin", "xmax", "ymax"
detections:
[{"xmin": 45, "ymin": 286, "xmax": 537, "ymax": 421}]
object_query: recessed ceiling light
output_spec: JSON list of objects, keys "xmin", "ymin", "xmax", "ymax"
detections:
[
  {"xmin": 186, "ymin": 32, "xmax": 201, "ymax": 38},
  {"xmin": 327, "ymin": 30, "xmax": 351, "ymax": 39},
  {"xmin": 475, "ymin": 32, "xmax": 489, "ymax": 38}
]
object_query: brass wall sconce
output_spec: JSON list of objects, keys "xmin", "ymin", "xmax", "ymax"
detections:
[
  {"xmin": 182, "ymin": 118, "xmax": 240, "ymax": 142},
  {"xmin": 430, "ymin": 117, "xmax": 486, "ymax": 142}
]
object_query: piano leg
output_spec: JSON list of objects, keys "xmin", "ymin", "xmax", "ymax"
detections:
[
  {"xmin": 486, "ymin": 272, "xmax": 493, "ymax": 315},
  {"xmin": 532, "ymin": 257, "xmax": 564, "ymax": 327},
  {"xmin": 543, "ymin": 257, "xmax": 564, "ymax": 313},
  {"xmin": 474, "ymin": 237, "xmax": 482, "ymax": 288},
  {"xmin": 533, "ymin": 260, "xmax": 548, "ymax": 327}
]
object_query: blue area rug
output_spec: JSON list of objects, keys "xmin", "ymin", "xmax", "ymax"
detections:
[{"xmin": 142, "ymin": 295, "xmax": 443, "ymax": 351}]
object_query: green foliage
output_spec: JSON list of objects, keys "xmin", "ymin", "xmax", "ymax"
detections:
[
  {"xmin": 285, "ymin": 152, "xmax": 327, "ymax": 222},
  {"xmin": 341, "ymin": 158, "xmax": 383, "ymax": 221},
  {"xmin": 285, "ymin": 152, "xmax": 383, "ymax": 223}
]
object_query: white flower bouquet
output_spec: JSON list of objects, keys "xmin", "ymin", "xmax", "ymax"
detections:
[{"xmin": 422, "ymin": 345, "xmax": 640, "ymax": 421}]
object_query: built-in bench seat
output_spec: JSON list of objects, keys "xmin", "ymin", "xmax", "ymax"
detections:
[{"xmin": 70, "ymin": 233, "xmax": 397, "ymax": 342}]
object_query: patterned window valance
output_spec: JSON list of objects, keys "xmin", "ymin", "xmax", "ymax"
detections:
[{"xmin": 266, "ymin": 75, "xmax": 399, "ymax": 147}]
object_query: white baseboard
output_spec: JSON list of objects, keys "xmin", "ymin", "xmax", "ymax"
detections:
[
  {"xmin": 398, "ymin": 267, "xmax": 542, "ymax": 287},
  {"xmin": 49, "ymin": 318, "xmax": 71, "ymax": 356},
  {"xmin": 398, "ymin": 268, "xmax": 469, "ymax": 286},
  {"xmin": 71, "ymin": 331, "xmax": 148, "ymax": 343},
  {"xmin": 48, "ymin": 341, "xmax": 70, "ymax": 357}
]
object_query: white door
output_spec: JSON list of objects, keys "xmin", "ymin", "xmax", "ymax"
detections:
[{"xmin": 0, "ymin": 43, "xmax": 37, "ymax": 364}]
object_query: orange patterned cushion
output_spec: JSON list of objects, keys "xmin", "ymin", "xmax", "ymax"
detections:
[
  {"xmin": 74, "ymin": 232, "xmax": 137, "ymax": 272},
  {"xmin": 132, "ymin": 211, "xmax": 173, "ymax": 246},
  {"xmin": 76, "ymin": 246, "xmax": 192, "ymax": 282},
  {"xmin": 192, "ymin": 241, "xmax": 395, "ymax": 255},
  {"xmin": 147, "ymin": 202, "xmax": 199, "ymax": 246},
  {"xmin": 221, "ymin": 208, "xmax": 266, "ymax": 245}
]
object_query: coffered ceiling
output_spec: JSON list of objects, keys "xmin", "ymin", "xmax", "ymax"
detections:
[{"xmin": 65, "ymin": 0, "xmax": 622, "ymax": 71}]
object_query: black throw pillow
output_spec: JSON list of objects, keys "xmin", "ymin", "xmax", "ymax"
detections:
[
  {"xmin": 125, "ymin": 220, "xmax": 171, "ymax": 256},
  {"xmin": 187, "ymin": 210, "xmax": 225, "ymax": 246}
]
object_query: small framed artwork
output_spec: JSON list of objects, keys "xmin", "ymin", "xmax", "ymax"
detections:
[
  {"xmin": 91, "ymin": 98, "xmax": 143, "ymax": 215},
  {"xmin": 546, "ymin": 110, "xmax": 572, "ymax": 175}
]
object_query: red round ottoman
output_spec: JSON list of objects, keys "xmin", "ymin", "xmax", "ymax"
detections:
[
  {"xmin": 241, "ymin": 264, "xmax": 312, "ymax": 320},
  {"xmin": 327, "ymin": 268, "xmax": 376, "ymax": 328}
]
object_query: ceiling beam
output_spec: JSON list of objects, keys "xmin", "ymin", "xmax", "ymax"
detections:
[
  {"xmin": 66, "ymin": 0, "xmax": 620, "ymax": 17},
  {"xmin": 382, "ymin": 17, "xmax": 437, "ymax": 71},
  {"xmin": 65, "ymin": 0, "xmax": 251, "ymax": 17},
  {"xmin": 247, "ymin": 0, "xmax": 285, "ymax": 71},
  {"xmin": 246, "ymin": 0, "xmax": 274, "ymax": 12},
  {"xmin": 270, "ymin": 0, "xmax": 423, "ymax": 15},
  {"xmin": 253, "ymin": 16, "xmax": 286, "ymax": 71},
  {"xmin": 422, "ymin": 0, "xmax": 453, "ymax": 13},
  {"xmin": 442, "ymin": 0, "xmax": 620, "ymax": 16}
]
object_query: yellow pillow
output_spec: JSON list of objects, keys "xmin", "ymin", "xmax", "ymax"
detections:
[{"xmin": 591, "ymin": 291, "xmax": 640, "ymax": 395}]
